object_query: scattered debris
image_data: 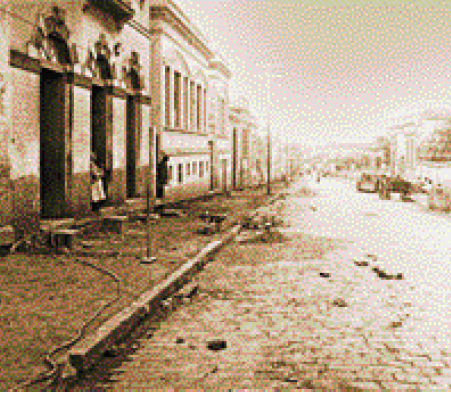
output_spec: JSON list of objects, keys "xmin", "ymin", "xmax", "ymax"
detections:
[
  {"xmin": 237, "ymin": 229, "xmax": 286, "ymax": 244},
  {"xmin": 160, "ymin": 298, "xmax": 173, "ymax": 308},
  {"xmin": 319, "ymin": 272, "xmax": 331, "ymax": 278},
  {"xmin": 103, "ymin": 346, "xmax": 119, "ymax": 358},
  {"xmin": 207, "ymin": 339, "xmax": 227, "ymax": 351},
  {"xmin": 159, "ymin": 208, "xmax": 184, "ymax": 218},
  {"xmin": 372, "ymin": 267, "xmax": 404, "ymax": 280},
  {"xmin": 332, "ymin": 298, "xmax": 348, "ymax": 308},
  {"xmin": 81, "ymin": 240, "xmax": 96, "ymax": 249},
  {"xmin": 176, "ymin": 283, "xmax": 199, "ymax": 300},
  {"xmin": 372, "ymin": 267, "xmax": 389, "ymax": 279},
  {"xmin": 366, "ymin": 254, "xmax": 378, "ymax": 261},
  {"xmin": 354, "ymin": 260, "xmax": 369, "ymax": 267},
  {"xmin": 390, "ymin": 321, "xmax": 403, "ymax": 329}
]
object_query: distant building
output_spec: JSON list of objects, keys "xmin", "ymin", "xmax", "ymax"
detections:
[
  {"xmin": 229, "ymin": 100, "xmax": 258, "ymax": 188},
  {"xmin": 149, "ymin": 1, "xmax": 232, "ymax": 198}
]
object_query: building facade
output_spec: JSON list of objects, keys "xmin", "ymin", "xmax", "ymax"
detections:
[
  {"xmin": 149, "ymin": 0, "xmax": 232, "ymax": 201},
  {"xmin": 1, "ymin": 0, "xmax": 237, "ymax": 242},
  {"xmin": 229, "ymin": 100, "xmax": 259, "ymax": 189},
  {"xmin": 4, "ymin": 0, "xmax": 152, "ymax": 237}
]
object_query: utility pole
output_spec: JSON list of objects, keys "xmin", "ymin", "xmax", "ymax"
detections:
[
  {"xmin": 285, "ymin": 138, "xmax": 289, "ymax": 185},
  {"xmin": 267, "ymin": 121, "xmax": 271, "ymax": 195}
]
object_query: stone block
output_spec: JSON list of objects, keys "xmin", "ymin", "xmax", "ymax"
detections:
[
  {"xmin": 0, "ymin": 225, "xmax": 15, "ymax": 246},
  {"xmin": 102, "ymin": 215, "xmax": 128, "ymax": 234}
]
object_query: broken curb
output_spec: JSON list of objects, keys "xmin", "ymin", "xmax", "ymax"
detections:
[{"xmin": 65, "ymin": 192, "xmax": 287, "ymax": 376}]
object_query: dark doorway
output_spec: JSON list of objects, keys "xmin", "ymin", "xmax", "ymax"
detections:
[
  {"xmin": 222, "ymin": 159, "xmax": 228, "ymax": 192},
  {"xmin": 126, "ymin": 95, "xmax": 140, "ymax": 198},
  {"xmin": 232, "ymin": 128, "xmax": 238, "ymax": 189},
  {"xmin": 91, "ymin": 85, "xmax": 110, "ymax": 198},
  {"xmin": 40, "ymin": 68, "xmax": 68, "ymax": 218},
  {"xmin": 155, "ymin": 132, "xmax": 161, "ymax": 192}
]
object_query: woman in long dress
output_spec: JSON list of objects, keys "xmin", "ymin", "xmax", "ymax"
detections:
[{"xmin": 91, "ymin": 153, "xmax": 106, "ymax": 213}]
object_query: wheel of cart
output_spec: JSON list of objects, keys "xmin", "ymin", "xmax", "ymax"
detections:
[
  {"xmin": 378, "ymin": 180, "xmax": 391, "ymax": 200},
  {"xmin": 400, "ymin": 183, "xmax": 411, "ymax": 201}
]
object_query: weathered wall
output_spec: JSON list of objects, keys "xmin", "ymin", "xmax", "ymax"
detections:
[
  {"xmin": 10, "ymin": 69, "xmax": 40, "ymax": 235},
  {"xmin": 0, "ymin": 10, "xmax": 12, "ymax": 228}
]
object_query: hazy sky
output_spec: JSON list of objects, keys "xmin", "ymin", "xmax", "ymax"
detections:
[{"xmin": 178, "ymin": 0, "xmax": 451, "ymax": 148}]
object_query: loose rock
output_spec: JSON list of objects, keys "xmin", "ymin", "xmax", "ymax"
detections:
[
  {"xmin": 207, "ymin": 339, "xmax": 227, "ymax": 351},
  {"xmin": 372, "ymin": 267, "xmax": 389, "ymax": 279},
  {"xmin": 390, "ymin": 321, "xmax": 403, "ymax": 329},
  {"xmin": 103, "ymin": 347, "xmax": 119, "ymax": 357},
  {"xmin": 366, "ymin": 254, "xmax": 378, "ymax": 261},
  {"xmin": 332, "ymin": 298, "xmax": 348, "ymax": 307},
  {"xmin": 354, "ymin": 260, "xmax": 369, "ymax": 267}
]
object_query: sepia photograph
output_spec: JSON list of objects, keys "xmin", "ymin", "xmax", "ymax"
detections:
[{"xmin": 1, "ymin": 0, "xmax": 451, "ymax": 391}]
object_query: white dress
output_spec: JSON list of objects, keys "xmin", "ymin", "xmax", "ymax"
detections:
[{"xmin": 91, "ymin": 163, "xmax": 106, "ymax": 202}]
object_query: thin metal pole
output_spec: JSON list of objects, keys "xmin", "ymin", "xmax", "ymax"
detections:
[
  {"xmin": 141, "ymin": 129, "xmax": 156, "ymax": 264},
  {"xmin": 266, "ymin": 72, "xmax": 271, "ymax": 196},
  {"xmin": 146, "ymin": 181, "xmax": 150, "ymax": 258},
  {"xmin": 267, "ymin": 122, "xmax": 271, "ymax": 195}
]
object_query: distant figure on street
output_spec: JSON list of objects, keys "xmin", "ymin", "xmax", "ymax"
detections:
[
  {"xmin": 156, "ymin": 152, "xmax": 169, "ymax": 199},
  {"xmin": 90, "ymin": 152, "xmax": 106, "ymax": 213}
]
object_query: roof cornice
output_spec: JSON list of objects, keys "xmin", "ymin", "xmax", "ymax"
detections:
[
  {"xmin": 150, "ymin": 1, "xmax": 214, "ymax": 61},
  {"xmin": 209, "ymin": 59, "xmax": 232, "ymax": 79}
]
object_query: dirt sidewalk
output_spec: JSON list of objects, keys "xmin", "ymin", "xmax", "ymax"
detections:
[{"xmin": 1, "ymin": 183, "xmax": 287, "ymax": 391}]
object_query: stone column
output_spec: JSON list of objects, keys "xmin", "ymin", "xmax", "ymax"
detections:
[
  {"xmin": 150, "ymin": 34, "xmax": 164, "ymax": 199},
  {"xmin": 71, "ymin": 82, "xmax": 92, "ymax": 217},
  {"xmin": 109, "ymin": 91, "xmax": 127, "ymax": 204}
]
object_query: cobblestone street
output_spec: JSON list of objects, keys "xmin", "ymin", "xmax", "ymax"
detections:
[{"xmin": 69, "ymin": 177, "xmax": 451, "ymax": 391}]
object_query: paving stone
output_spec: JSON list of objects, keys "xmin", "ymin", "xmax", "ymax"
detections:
[
  {"xmin": 432, "ymin": 373, "xmax": 451, "ymax": 389},
  {"xmin": 380, "ymin": 381, "xmax": 418, "ymax": 392},
  {"xmin": 348, "ymin": 381, "xmax": 382, "ymax": 391}
]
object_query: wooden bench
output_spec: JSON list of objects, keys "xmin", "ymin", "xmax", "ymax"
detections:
[
  {"xmin": 101, "ymin": 215, "xmax": 128, "ymax": 234},
  {"xmin": 50, "ymin": 228, "xmax": 80, "ymax": 250},
  {"xmin": 0, "ymin": 225, "xmax": 15, "ymax": 247},
  {"xmin": 40, "ymin": 219, "xmax": 78, "ymax": 250},
  {"xmin": 199, "ymin": 212, "xmax": 228, "ymax": 234}
]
